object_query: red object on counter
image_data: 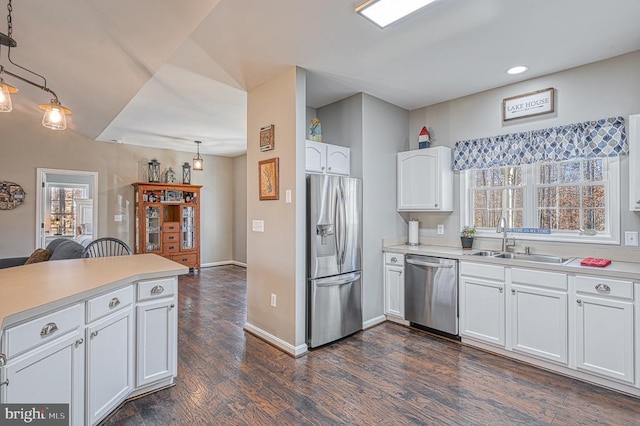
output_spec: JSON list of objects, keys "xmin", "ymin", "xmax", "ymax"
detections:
[{"xmin": 580, "ymin": 258, "xmax": 612, "ymax": 267}]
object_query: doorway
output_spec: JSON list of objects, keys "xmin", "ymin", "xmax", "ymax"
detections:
[{"xmin": 36, "ymin": 168, "xmax": 98, "ymax": 249}]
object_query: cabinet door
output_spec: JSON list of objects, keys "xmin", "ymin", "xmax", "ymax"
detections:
[
  {"xmin": 86, "ymin": 308, "xmax": 134, "ymax": 426},
  {"xmin": 136, "ymin": 298, "xmax": 177, "ymax": 387},
  {"xmin": 3, "ymin": 331, "xmax": 84, "ymax": 426},
  {"xmin": 460, "ymin": 276, "xmax": 505, "ymax": 347},
  {"xmin": 384, "ymin": 265, "xmax": 404, "ymax": 318},
  {"xmin": 181, "ymin": 206, "xmax": 196, "ymax": 250},
  {"xmin": 629, "ymin": 114, "xmax": 640, "ymax": 211},
  {"xmin": 397, "ymin": 150, "xmax": 439, "ymax": 210},
  {"xmin": 305, "ymin": 140, "xmax": 326, "ymax": 174},
  {"xmin": 511, "ymin": 285, "xmax": 567, "ymax": 365},
  {"xmin": 326, "ymin": 145, "xmax": 350, "ymax": 176},
  {"xmin": 575, "ymin": 295, "xmax": 634, "ymax": 383},
  {"xmin": 144, "ymin": 205, "xmax": 162, "ymax": 253}
]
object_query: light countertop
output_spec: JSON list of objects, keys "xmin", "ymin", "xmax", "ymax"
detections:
[
  {"xmin": 0, "ymin": 254, "xmax": 188, "ymax": 330},
  {"xmin": 384, "ymin": 244, "xmax": 640, "ymax": 281}
]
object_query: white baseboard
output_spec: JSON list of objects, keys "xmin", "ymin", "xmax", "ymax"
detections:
[
  {"xmin": 243, "ymin": 322, "xmax": 308, "ymax": 357},
  {"xmin": 200, "ymin": 260, "xmax": 247, "ymax": 268},
  {"xmin": 363, "ymin": 315, "xmax": 386, "ymax": 330}
]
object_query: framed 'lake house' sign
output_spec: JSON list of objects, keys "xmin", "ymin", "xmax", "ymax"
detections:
[{"xmin": 503, "ymin": 87, "xmax": 555, "ymax": 121}]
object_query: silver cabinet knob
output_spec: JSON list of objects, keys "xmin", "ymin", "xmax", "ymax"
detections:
[
  {"xmin": 170, "ymin": 304, "xmax": 175, "ymax": 308},
  {"xmin": 390, "ymin": 257, "xmax": 397, "ymax": 263},
  {"xmin": 90, "ymin": 331, "xmax": 99, "ymax": 338},
  {"xmin": 498, "ymin": 287, "xmax": 503, "ymax": 293},
  {"xmin": 577, "ymin": 299, "xmax": 583, "ymax": 306},
  {"xmin": 511, "ymin": 289, "xmax": 516, "ymax": 295},
  {"xmin": 40, "ymin": 322, "xmax": 58, "ymax": 337},
  {"xmin": 75, "ymin": 338, "xmax": 84, "ymax": 347}
]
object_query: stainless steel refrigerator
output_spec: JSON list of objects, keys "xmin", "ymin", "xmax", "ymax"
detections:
[{"xmin": 307, "ymin": 174, "xmax": 362, "ymax": 348}]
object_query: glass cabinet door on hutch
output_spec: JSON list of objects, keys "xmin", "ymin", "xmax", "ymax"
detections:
[{"xmin": 133, "ymin": 182, "xmax": 202, "ymax": 269}]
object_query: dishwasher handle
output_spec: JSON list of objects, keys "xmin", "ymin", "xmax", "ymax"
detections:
[{"xmin": 406, "ymin": 259, "xmax": 454, "ymax": 268}]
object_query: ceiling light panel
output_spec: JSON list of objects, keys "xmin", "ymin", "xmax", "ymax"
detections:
[{"xmin": 357, "ymin": 0, "xmax": 438, "ymax": 28}]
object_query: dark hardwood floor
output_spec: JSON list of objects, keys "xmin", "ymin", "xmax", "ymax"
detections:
[{"xmin": 105, "ymin": 265, "xmax": 640, "ymax": 425}]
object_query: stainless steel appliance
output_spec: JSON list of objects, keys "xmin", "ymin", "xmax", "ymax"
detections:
[
  {"xmin": 404, "ymin": 254, "xmax": 459, "ymax": 337},
  {"xmin": 307, "ymin": 174, "xmax": 362, "ymax": 348}
]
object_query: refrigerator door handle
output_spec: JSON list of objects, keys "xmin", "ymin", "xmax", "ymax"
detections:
[
  {"xmin": 333, "ymin": 188, "xmax": 341, "ymax": 267},
  {"xmin": 338, "ymin": 181, "xmax": 347, "ymax": 265},
  {"xmin": 313, "ymin": 272, "xmax": 361, "ymax": 287},
  {"xmin": 406, "ymin": 259, "xmax": 454, "ymax": 268}
]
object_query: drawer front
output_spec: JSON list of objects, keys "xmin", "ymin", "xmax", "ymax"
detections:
[
  {"xmin": 165, "ymin": 242, "xmax": 180, "ymax": 253},
  {"xmin": 138, "ymin": 277, "xmax": 177, "ymax": 301},
  {"xmin": 511, "ymin": 268, "xmax": 567, "ymax": 291},
  {"xmin": 162, "ymin": 232, "xmax": 179, "ymax": 243},
  {"xmin": 163, "ymin": 222, "xmax": 180, "ymax": 232},
  {"xmin": 385, "ymin": 252, "xmax": 404, "ymax": 266},
  {"xmin": 575, "ymin": 275, "xmax": 633, "ymax": 300},
  {"xmin": 460, "ymin": 262, "xmax": 504, "ymax": 281},
  {"xmin": 87, "ymin": 285, "xmax": 134, "ymax": 323},
  {"xmin": 171, "ymin": 253, "xmax": 198, "ymax": 268},
  {"xmin": 3, "ymin": 303, "xmax": 84, "ymax": 358}
]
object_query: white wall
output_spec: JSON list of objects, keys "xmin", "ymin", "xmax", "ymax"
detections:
[
  {"xmin": 233, "ymin": 155, "xmax": 247, "ymax": 264},
  {"xmin": 409, "ymin": 51, "xmax": 640, "ymax": 261}
]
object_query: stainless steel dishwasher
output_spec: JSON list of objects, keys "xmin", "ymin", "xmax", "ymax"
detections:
[{"xmin": 404, "ymin": 254, "xmax": 459, "ymax": 337}]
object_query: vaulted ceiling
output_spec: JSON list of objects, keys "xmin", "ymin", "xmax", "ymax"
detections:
[{"xmin": 3, "ymin": 0, "xmax": 640, "ymax": 156}]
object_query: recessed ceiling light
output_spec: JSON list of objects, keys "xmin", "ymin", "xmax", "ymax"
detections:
[
  {"xmin": 506, "ymin": 66, "xmax": 528, "ymax": 75},
  {"xmin": 356, "ymin": 0, "xmax": 438, "ymax": 28}
]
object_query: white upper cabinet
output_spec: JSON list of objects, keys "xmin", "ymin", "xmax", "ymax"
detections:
[
  {"xmin": 397, "ymin": 147, "xmax": 453, "ymax": 212},
  {"xmin": 629, "ymin": 114, "xmax": 640, "ymax": 211},
  {"xmin": 306, "ymin": 140, "xmax": 350, "ymax": 176}
]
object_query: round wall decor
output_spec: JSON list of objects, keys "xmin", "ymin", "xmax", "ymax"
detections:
[{"xmin": 0, "ymin": 181, "xmax": 26, "ymax": 210}]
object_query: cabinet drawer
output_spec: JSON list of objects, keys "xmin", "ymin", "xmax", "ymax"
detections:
[
  {"xmin": 171, "ymin": 253, "xmax": 197, "ymax": 268},
  {"xmin": 3, "ymin": 303, "xmax": 84, "ymax": 359},
  {"xmin": 163, "ymin": 222, "xmax": 180, "ymax": 232},
  {"xmin": 384, "ymin": 253, "xmax": 404, "ymax": 266},
  {"xmin": 162, "ymin": 232, "xmax": 179, "ymax": 243},
  {"xmin": 460, "ymin": 262, "xmax": 504, "ymax": 281},
  {"xmin": 512, "ymin": 268, "xmax": 567, "ymax": 291},
  {"xmin": 87, "ymin": 285, "xmax": 134, "ymax": 323},
  {"xmin": 164, "ymin": 242, "xmax": 180, "ymax": 253},
  {"xmin": 575, "ymin": 275, "xmax": 633, "ymax": 300},
  {"xmin": 138, "ymin": 277, "xmax": 177, "ymax": 301}
]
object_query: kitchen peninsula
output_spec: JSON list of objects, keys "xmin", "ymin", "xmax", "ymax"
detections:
[{"xmin": 0, "ymin": 254, "xmax": 188, "ymax": 426}]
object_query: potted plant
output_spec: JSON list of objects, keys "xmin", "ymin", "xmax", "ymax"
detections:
[{"xmin": 460, "ymin": 225, "xmax": 476, "ymax": 250}]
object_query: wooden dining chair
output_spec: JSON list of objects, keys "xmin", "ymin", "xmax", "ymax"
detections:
[{"xmin": 82, "ymin": 237, "xmax": 132, "ymax": 258}]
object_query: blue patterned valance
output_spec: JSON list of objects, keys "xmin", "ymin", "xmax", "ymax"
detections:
[{"xmin": 453, "ymin": 116, "xmax": 627, "ymax": 170}]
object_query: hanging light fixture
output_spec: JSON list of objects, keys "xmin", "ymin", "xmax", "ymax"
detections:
[
  {"xmin": 193, "ymin": 141, "xmax": 204, "ymax": 171},
  {"xmin": 0, "ymin": 0, "xmax": 71, "ymax": 129}
]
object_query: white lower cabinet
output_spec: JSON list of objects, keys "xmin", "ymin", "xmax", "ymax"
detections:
[
  {"xmin": 510, "ymin": 268, "xmax": 568, "ymax": 365},
  {"xmin": 384, "ymin": 253, "xmax": 405, "ymax": 320},
  {"xmin": 86, "ymin": 307, "xmax": 134, "ymax": 425},
  {"xmin": 136, "ymin": 295, "xmax": 177, "ymax": 387},
  {"xmin": 459, "ymin": 263, "xmax": 506, "ymax": 347},
  {"xmin": 2, "ymin": 330, "xmax": 85, "ymax": 426},
  {"xmin": 574, "ymin": 275, "xmax": 635, "ymax": 384}
]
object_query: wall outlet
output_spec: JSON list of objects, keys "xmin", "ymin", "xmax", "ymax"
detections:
[
  {"xmin": 114, "ymin": 214, "xmax": 123, "ymax": 222},
  {"xmin": 270, "ymin": 293, "xmax": 277, "ymax": 307},
  {"xmin": 624, "ymin": 231, "xmax": 639, "ymax": 246},
  {"xmin": 437, "ymin": 224, "xmax": 444, "ymax": 235}
]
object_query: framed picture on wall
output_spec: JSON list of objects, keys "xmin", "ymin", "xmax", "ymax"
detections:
[
  {"xmin": 258, "ymin": 157, "xmax": 279, "ymax": 200},
  {"xmin": 260, "ymin": 124, "xmax": 275, "ymax": 152}
]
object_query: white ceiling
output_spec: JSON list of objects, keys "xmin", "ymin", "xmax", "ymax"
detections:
[{"xmin": 2, "ymin": 0, "xmax": 640, "ymax": 157}]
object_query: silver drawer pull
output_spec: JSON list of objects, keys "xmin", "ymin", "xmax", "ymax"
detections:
[
  {"xmin": 170, "ymin": 304, "xmax": 175, "ymax": 308},
  {"xmin": 390, "ymin": 257, "xmax": 397, "ymax": 263},
  {"xmin": 90, "ymin": 331, "xmax": 99, "ymax": 338},
  {"xmin": 75, "ymin": 338, "xmax": 84, "ymax": 347},
  {"xmin": 40, "ymin": 322, "xmax": 58, "ymax": 337},
  {"xmin": 595, "ymin": 283, "xmax": 611, "ymax": 293},
  {"xmin": 0, "ymin": 353, "xmax": 6, "ymax": 366},
  {"xmin": 151, "ymin": 285, "xmax": 165, "ymax": 295},
  {"xmin": 109, "ymin": 297, "xmax": 121, "ymax": 309},
  {"xmin": 0, "ymin": 379, "xmax": 8, "ymax": 387}
]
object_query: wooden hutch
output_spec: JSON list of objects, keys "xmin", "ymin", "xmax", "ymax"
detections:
[{"xmin": 132, "ymin": 183, "xmax": 202, "ymax": 269}]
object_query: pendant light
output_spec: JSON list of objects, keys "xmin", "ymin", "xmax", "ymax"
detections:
[
  {"xmin": 0, "ymin": 0, "xmax": 71, "ymax": 129},
  {"xmin": 193, "ymin": 141, "xmax": 204, "ymax": 171}
]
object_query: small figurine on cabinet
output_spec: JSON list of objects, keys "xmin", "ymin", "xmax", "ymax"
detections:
[
  {"xmin": 165, "ymin": 167, "xmax": 177, "ymax": 183},
  {"xmin": 309, "ymin": 118, "xmax": 322, "ymax": 142}
]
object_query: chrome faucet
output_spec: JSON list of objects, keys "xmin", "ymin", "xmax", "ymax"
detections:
[{"xmin": 497, "ymin": 217, "xmax": 515, "ymax": 252}]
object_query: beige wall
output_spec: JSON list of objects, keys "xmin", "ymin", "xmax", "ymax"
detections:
[
  {"xmin": 233, "ymin": 155, "xmax": 247, "ymax": 264},
  {"xmin": 0, "ymin": 108, "xmax": 235, "ymax": 264},
  {"xmin": 246, "ymin": 67, "xmax": 306, "ymax": 349},
  {"xmin": 409, "ymin": 51, "xmax": 640, "ymax": 261}
]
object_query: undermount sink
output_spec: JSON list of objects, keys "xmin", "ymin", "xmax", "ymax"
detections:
[
  {"xmin": 465, "ymin": 250, "xmax": 573, "ymax": 264},
  {"xmin": 493, "ymin": 252, "xmax": 573, "ymax": 264}
]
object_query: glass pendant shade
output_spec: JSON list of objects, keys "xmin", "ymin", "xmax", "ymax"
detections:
[
  {"xmin": 39, "ymin": 99, "xmax": 71, "ymax": 130},
  {"xmin": 0, "ymin": 79, "xmax": 17, "ymax": 112},
  {"xmin": 193, "ymin": 141, "xmax": 203, "ymax": 171}
]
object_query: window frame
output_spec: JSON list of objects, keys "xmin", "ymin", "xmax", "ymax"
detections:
[{"xmin": 459, "ymin": 157, "xmax": 620, "ymax": 245}]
